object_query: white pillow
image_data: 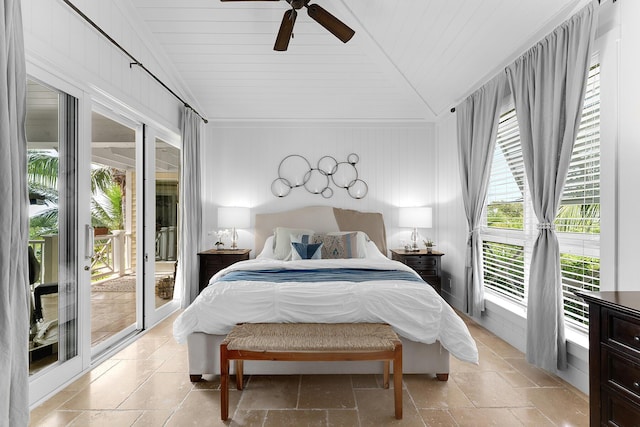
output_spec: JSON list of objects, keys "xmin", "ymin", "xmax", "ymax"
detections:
[
  {"xmin": 363, "ymin": 240, "xmax": 387, "ymax": 260},
  {"xmin": 273, "ymin": 227, "xmax": 314, "ymax": 260},
  {"xmin": 256, "ymin": 235, "xmax": 276, "ymax": 259}
]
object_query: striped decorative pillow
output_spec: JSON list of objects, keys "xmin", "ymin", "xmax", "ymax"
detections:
[{"xmin": 312, "ymin": 232, "xmax": 359, "ymax": 259}]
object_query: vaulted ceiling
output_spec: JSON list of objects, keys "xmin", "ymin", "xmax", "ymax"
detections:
[{"xmin": 132, "ymin": 0, "xmax": 581, "ymax": 122}]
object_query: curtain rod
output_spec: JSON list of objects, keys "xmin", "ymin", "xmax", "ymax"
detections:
[
  {"xmin": 61, "ymin": 0, "xmax": 208, "ymax": 124},
  {"xmin": 451, "ymin": 0, "xmax": 615, "ymax": 114}
]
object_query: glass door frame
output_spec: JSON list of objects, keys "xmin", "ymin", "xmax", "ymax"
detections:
[
  {"xmin": 27, "ymin": 66, "xmax": 85, "ymax": 407},
  {"xmin": 143, "ymin": 128, "xmax": 181, "ymax": 327},
  {"xmin": 85, "ymin": 103, "xmax": 144, "ymax": 360}
]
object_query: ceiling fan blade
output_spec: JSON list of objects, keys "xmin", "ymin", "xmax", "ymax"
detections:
[
  {"xmin": 306, "ymin": 3, "xmax": 354, "ymax": 43},
  {"xmin": 274, "ymin": 9, "xmax": 297, "ymax": 51}
]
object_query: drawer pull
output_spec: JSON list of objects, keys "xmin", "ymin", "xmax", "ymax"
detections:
[
  {"xmin": 635, "ymin": 381, "xmax": 640, "ymax": 389},
  {"xmin": 635, "ymin": 336, "xmax": 640, "ymax": 342}
]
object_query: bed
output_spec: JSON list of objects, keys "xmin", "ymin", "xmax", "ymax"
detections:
[{"xmin": 174, "ymin": 206, "xmax": 478, "ymax": 381}]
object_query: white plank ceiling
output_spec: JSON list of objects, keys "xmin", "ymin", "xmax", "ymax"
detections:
[{"xmin": 130, "ymin": 0, "xmax": 582, "ymax": 122}]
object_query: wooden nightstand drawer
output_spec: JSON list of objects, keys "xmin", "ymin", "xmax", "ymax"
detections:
[
  {"xmin": 403, "ymin": 256, "xmax": 437, "ymax": 269},
  {"xmin": 417, "ymin": 269, "xmax": 438, "ymax": 277},
  {"xmin": 198, "ymin": 249, "xmax": 251, "ymax": 294},
  {"xmin": 390, "ymin": 249, "xmax": 443, "ymax": 295}
]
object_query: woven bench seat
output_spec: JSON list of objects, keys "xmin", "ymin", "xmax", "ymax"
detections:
[{"xmin": 220, "ymin": 323, "xmax": 403, "ymax": 420}]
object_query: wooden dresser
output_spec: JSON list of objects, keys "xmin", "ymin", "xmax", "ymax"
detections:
[
  {"xmin": 390, "ymin": 249, "xmax": 443, "ymax": 294},
  {"xmin": 197, "ymin": 249, "xmax": 251, "ymax": 294},
  {"xmin": 576, "ymin": 291, "xmax": 640, "ymax": 426}
]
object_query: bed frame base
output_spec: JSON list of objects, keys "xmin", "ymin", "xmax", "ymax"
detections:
[{"xmin": 186, "ymin": 332, "xmax": 449, "ymax": 381}]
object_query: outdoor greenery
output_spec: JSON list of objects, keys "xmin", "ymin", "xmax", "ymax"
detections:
[
  {"xmin": 482, "ymin": 241, "xmax": 525, "ymax": 300},
  {"xmin": 487, "ymin": 201, "xmax": 600, "ymax": 234},
  {"xmin": 486, "ymin": 202, "xmax": 523, "ymax": 229},
  {"xmin": 561, "ymin": 253, "xmax": 600, "ymax": 326},
  {"xmin": 28, "ymin": 150, "xmax": 125, "ymax": 239}
]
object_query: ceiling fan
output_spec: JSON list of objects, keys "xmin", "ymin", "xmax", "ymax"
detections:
[{"xmin": 221, "ymin": 0, "xmax": 355, "ymax": 51}]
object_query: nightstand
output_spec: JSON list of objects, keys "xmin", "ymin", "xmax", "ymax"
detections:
[
  {"xmin": 390, "ymin": 249, "xmax": 444, "ymax": 294},
  {"xmin": 198, "ymin": 249, "xmax": 251, "ymax": 294}
]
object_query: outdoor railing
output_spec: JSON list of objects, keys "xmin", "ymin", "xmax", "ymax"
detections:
[{"xmin": 29, "ymin": 231, "xmax": 131, "ymax": 283}]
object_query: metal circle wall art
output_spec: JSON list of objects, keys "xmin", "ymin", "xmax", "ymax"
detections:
[{"xmin": 271, "ymin": 153, "xmax": 368, "ymax": 199}]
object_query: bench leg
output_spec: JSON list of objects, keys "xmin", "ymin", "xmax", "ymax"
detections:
[
  {"xmin": 394, "ymin": 345, "xmax": 403, "ymax": 420},
  {"xmin": 235, "ymin": 360, "xmax": 244, "ymax": 390},
  {"xmin": 220, "ymin": 344, "xmax": 230, "ymax": 421},
  {"xmin": 383, "ymin": 361, "xmax": 390, "ymax": 389}
]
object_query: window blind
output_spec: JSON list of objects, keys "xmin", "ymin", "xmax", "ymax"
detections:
[
  {"xmin": 556, "ymin": 64, "xmax": 601, "ymax": 234},
  {"xmin": 561, "ymin": 253, "xmax": 600, "ymax": 327},
  {"xmin": 482, "ymin": 241, "xmax": 525, "ymax": 301}
]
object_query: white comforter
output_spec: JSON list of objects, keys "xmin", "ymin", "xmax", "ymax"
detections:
[{"xmin": 173, "ymin": 257, "xmax": 478, "ymax": 364}]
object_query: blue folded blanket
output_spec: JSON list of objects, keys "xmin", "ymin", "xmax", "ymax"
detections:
[{"xmin": 216, "ymin": 268, "xmax": 423, "ymax": 284}]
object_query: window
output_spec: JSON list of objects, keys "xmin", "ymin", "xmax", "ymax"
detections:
[
  {"xmin": 486, "ymin": 109, "xmax": 524, "ymax": 231},
  {"xmin": 482, "ymin": 63, "xmax": 601, "ymax": 330}
]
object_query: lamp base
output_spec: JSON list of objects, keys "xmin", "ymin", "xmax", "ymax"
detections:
[
  {"xmin": 230, "ymin": 227, "xmax": 238, "ymax": 250},
  {"xmin": 410, "ymin": 227, "xmax": 420, "ymax": 251}
]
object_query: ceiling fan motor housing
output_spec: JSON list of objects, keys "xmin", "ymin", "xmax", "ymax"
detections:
[{"xmin": 287, "ymin": 0, "xmax": 307, "ymax": 9}]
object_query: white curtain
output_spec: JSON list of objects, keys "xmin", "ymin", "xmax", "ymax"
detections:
[
  {"xmin": 177, "ymin": 107, "xmax": 202, "ymax": 308},
  {"xmin": 456, "ymin": 73, "xmax": 507, "ymax": 316},
  {"xmin": 506, "ymin": 1, "xmax": 597, "ymax": 371},
  {"xmin": 0, "ymin": 0, "xmax": 29, "ymax": 425}
]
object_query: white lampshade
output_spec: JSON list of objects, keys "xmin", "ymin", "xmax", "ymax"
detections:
[
  {"xmin": 218, "ymin": 207, "xmax": 250, "ymax": 229},
  {"xmin": 398, "ymin": 207, "xmax": 433, "ymax": 229}
]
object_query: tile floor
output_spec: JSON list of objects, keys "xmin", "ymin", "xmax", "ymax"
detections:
[{"xmin": 29, "ymin": 312, "xmax": 590, "ymax": 426}]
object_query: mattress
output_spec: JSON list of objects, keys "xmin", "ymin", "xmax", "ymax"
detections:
[{"xmin": 173, "ymin": 256, "xmax": 478, "ymax": 364}]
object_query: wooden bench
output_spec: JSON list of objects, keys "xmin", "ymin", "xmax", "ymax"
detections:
[{"xmin": 220, "ymin": 323, "xmax": 403, "ymax": 420}]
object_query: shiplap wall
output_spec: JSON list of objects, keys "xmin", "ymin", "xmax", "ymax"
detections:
[
  {"xmin": 21, "ymin": 0, "xmax": 184, "ymax": 131},
  {"xmin": 434, "ymin": 114, "xmax": 467, "ymax": 307},
  {"xmin": 201, "ymin": 122, "xmax": 436, "ymax": 254}
]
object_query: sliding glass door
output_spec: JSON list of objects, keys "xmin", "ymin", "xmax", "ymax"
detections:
[
  {"xmin": 27, "ymin": 78, "xmax": 82, "ymax": 403},
  {"xmin": 87, "ymin": 108, "xmax": 182, "ymax": 353},
  {"xmin": 88, "ymin": 109, "xmax": 142, "ymax": 355},
  {"xmin": 145, "ymin": 134, "xmax": 181, "ymax": 324},
  {"xmin": 27, "ymin": 75, "xmax": 181, "ymax": 406}
]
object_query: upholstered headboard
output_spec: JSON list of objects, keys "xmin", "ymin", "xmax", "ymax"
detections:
[{"xmin": 254, "ymin": 206, "xmax": 387, "ymax": 256}]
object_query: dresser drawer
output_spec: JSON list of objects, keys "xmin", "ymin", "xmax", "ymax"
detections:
[
  {"xmin": 602, "ymin": 346, "xmax": 640, "ymax": 401},
  {"xmin": 604, "ymin": 308, "xmax": 640, "ymax": 356},
  {"xmin": 602, "ymin": 387, "xmax": 640, "ymax": 427}
]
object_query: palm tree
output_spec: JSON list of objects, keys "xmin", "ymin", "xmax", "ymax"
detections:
[
  {"xmin": 28, "ymin": 150, "xmax": 125, "ymax": 238},
  {"xmin": 28, "ymin": 150, "xmax": 60, "ymax": 239},
  {"xmin": 555, "ymin": 203, "xmax": 600, "ymax": 234},
  {"xmin": 91, "ymin": 179, "xmax": 124, "ymax": 231}
]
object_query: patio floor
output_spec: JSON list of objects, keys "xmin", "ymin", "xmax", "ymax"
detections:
[{"xmin": 29, "ymin": 274, "xmax": 172, "ymax": 375}]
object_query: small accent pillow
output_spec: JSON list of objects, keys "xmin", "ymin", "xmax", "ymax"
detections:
[
  {"xmin": 273, "ymin": 227, "xmax": 314, "ymax": 260},
  {"xmin": 312, "ymin": 232, "xmax": 359, "ymax": 259},
  {"xmin": 290, "ymin": 242, "xmax": 323, "ymax": 260}
]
